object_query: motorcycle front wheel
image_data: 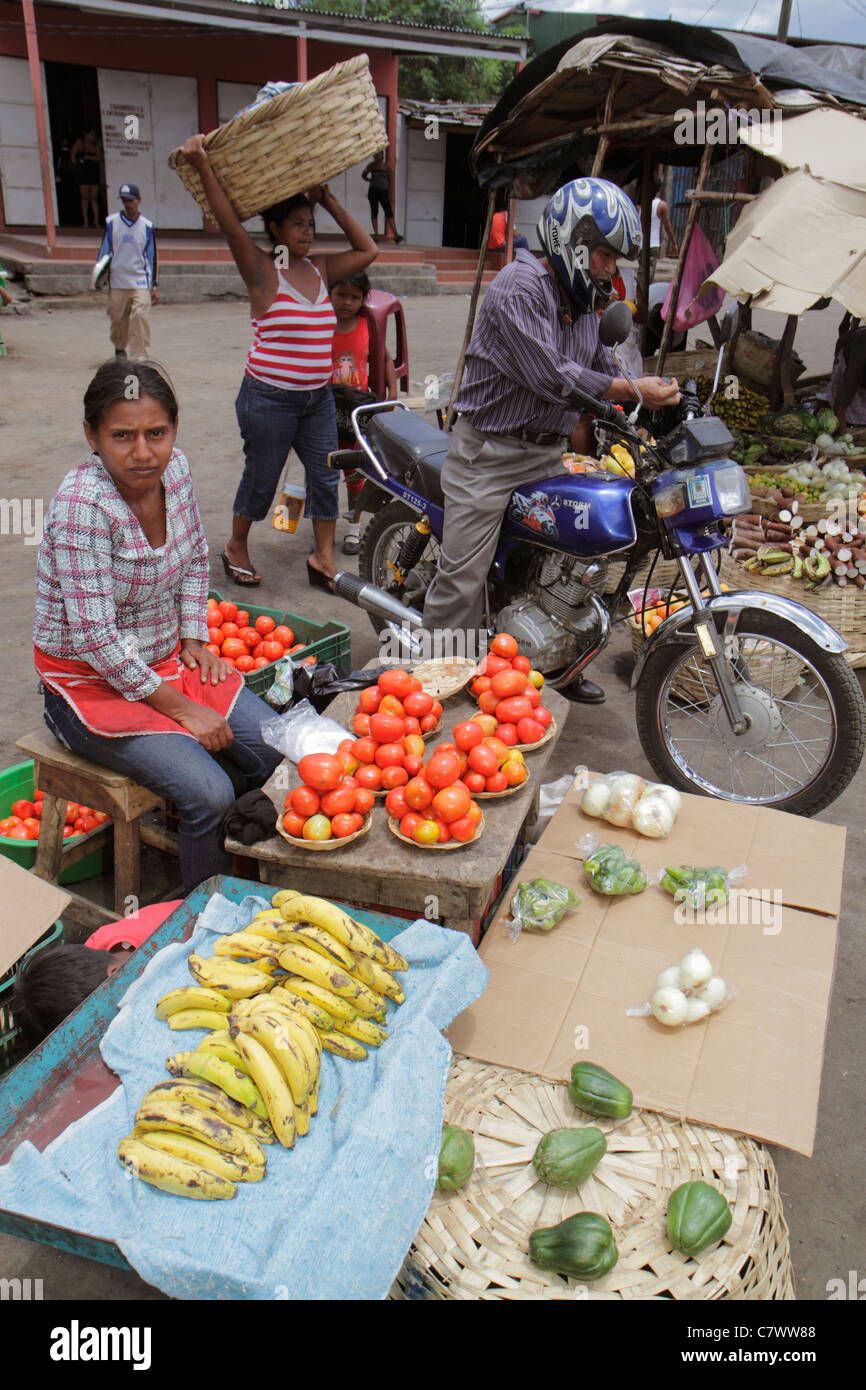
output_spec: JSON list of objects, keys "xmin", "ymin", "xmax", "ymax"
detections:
[
  {"xmin": 358, "ymin": 501, "xmax": 441, "ymax": 640},
  {"xmin": 635, "ymin": 608, "xmax": 865, "ymax": 815}
]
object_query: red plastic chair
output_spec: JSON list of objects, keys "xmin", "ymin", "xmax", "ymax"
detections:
[{"xmin": 361, "ymin": 289, "xmax": 410, "ymax": 398}]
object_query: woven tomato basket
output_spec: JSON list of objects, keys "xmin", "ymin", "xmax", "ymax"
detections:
[{"xmin": 169, "ymin": 56, "xmax": 387, "ymax": 222}]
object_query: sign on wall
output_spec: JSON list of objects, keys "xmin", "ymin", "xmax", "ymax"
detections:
[{"xmin": 98, "ymin": 69, "xmax": 200, "ymax": 229}]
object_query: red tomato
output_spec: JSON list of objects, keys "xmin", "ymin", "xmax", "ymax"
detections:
[
  {"xmin": 273, "ymin": 625, "xmax": 294, "ymax": 647},
  {"xmin": 425, "ymin": 751, "xmax": 462, "ymax": 789},
  {"xmin": 374, "ymin": 741, "xmax": 404, "ymax": 770},
  {"xmin": 471, "ymin": 676, "xmax": 491, "ymax": 696},
  {"xmin": 377, "ymin": 694, "xmax": 405, "ymax": 718},
  {"xmin": 369, "ymin": 713, "xmax": 405, "ymax": 744},
  {"xmin": 21, "ymin": 816, "xmax": 41, "ymax": 838},
  {"xmin": 471, "ymin": 713, "xmax": 498, "ymax": 736},
  {"xmin": 298, "ymin": 754, "xmax": 343, "ymax": 793},
  {"xmin": 62, "ymin": 824, "xmax": 77, "ymax": 839},
  {"xmin": 358, "ymin": 686, "xmax": 382, "ymax": 715},
  {"xmin": 385, "ymin": 787, "xmax": 409, "ymax": 820},
  {"xmin": 403, "ymin": 690, "xmax": 434, "ymax": 719},
  {"xmin": 449, "ymin": 814, "xmax": 477, "ymax": 842},
  {"xmin": 355, "ymin": 764, "xmax": 383, "ymax": 791},
  {"xmin": 336, "ymin": 748, "xmax": 359, "ymax": 775},
  {"xmin": 221, "ymin": 658, "xmax": 237, "ymax": 669},
  {"xmin": 490, "ymin": 633, "xmax": 519, "ymax": 660},
  {"xmin": 453, "ymin": 720, "xmax": 484, "ymax": 752},
  {"xmin": 204, "ymin": 644, "xmax": 221, "ymax": 658},
  {"xmin": 353, "ymin": 712, "xmax": 371, "ymax": 736},
  {"xmin": 208, "ymin": 626, "xmax": 225, "ymax": 646},
  {"xmin": 78, "ymin": 814, "xmax": 99, "ymax": 834},
  {"xmin": 65, "ymin": 802, "xmax": 81, "ymax": 825},
  {"xmin": 320, "ymin": 785, "xmax": 358, "ymax": 817},
  {"xmin": 433, "ymin": 819, "xmax": 452, "ymax": 844},
  {"xmin": 32, "ymin": 789, "xmax": 44, "ymax": 802},
  {"xmin": 238, "ymin": 626, "xmax": 260, "ymax": 649},
  {"xmin": 399, "ymin": 812, "xmax": 423, "ymax": 838},
  {"xmin": 404, "ymin": 776, "xmax": 434, "ymax": 811},
  {"xmin": 412, "ymin": 819, "xmax": 440, "ymax": 845},
  {"xmin": 478, "ymin": 690, "xmax": 500, "ymax": 715},
  {"xmin": 478, "ymin": 653, "xmax": 510, "ymax": 677},
  {"xmin": 381, "ymin": 765, "xmax": 409, "ymax": 790},
  {"xmin": 220, "ymin": 622, "xmax": 240, "ymax": 640},
  {"xmin": 377, "ymin": 668, "xmax": 413, "ymax": 700},
  {"xmin": 523, "ymin": 684, "xmax": 542, "ymax": 708},
  {"xmin": 260, "ymin": 640, "xmax": 284, "ymax": 662},
  {"xmin": 254, "ymin": 615, "xmax": 276, "ymax": 636},
  {"xmin": 483, "ymin": 736, "xmax": 510, "ymax": 764},
  {"xmin": 251, "ymin": 642, "xmax": 265, "ymax": 659},
  {"xmin": 407, "ymin": 676, "xmax": 423, "ymax": 692},
  {"xmin": 221, "ymin": 637, "xmax": 247, "ymax": 661},
  {"xmin": 419, "ymin": 713, "xmax": 439, "ymax": 733},
  {"xmin": 352, "ymin": 737, "xmax": 378, "ymax": 765},
  {"xmin": 467, "ymin": 745, "xmax": 499, "ymax": 778},
  {"xmin": 302, "ymin": 814, "xmax": 332, "ymax": 841},
  {"xmin": 432, "ymin": 784, "xmax": 471, "ymax": 824},
  {"xmin": 497, "ymin": 724, "xmax": 519, "ymax": 746},
  {"xmin": 533, "ymin": 706, "xmax": 553, "ymax": 729},
  {"xmin": 464, "ymin": 771, "xmax": 486, "ymax": 794},
  {"xmin": 235, "ymin": 610, "xmax": 250, "ymax": 629},
  {"xmin": 403, "ymin": 716, "xmax": 422, "ymax": 737},
  {"xmin": 290, "ymin": 785, "xmax": 321, "ymax": 818},
  {"xmin": 0, "ymin": 816, "xmax": 20, "ymax": 835},
  {"xmin": 11, "ymin": 800, "xmax": 35, "ymax": 820},
  {"xmin": 91, "ymin": 811, "xmax": 110, "ymax": 825},
  {"xmin": 331, "ymin": 812, "xmax": 361, "ymax": 839},
  {"xmin": 503, "ymin": 760, "xmax": 528, "ymax": 786},
  {"xmin": 495, "ymin": 696, "xmax": 534, "ymax": 725},
  {"xmin": 353, "ymin": 788, "xmax": 375, "ymax": 815},
  {"xmin": 490, "ymin": 669, "xmax": 528, "ymax": 700},
  {"xmin": 430, "ymin": 700, "xmax": 443, "ymax": 722},
  {"xmin": 402, "ymin": 753, "xmax": 423, "ymax": 778},
  {"xmin": 402, "ymin": 733, "xmax": 426, "ymax": 758},
  {"xmin": 517, "ymin": 716, "xmax": 545, "ymax": 745},
  {"xmin": 485, "ymin": 772, "xmax": 508, "ymax": 794},
  {"xmin": 234, "ymin": 655, "xmax": 256, "ymax": 673},
  {"xmin": 218, "ymin": 600, "xmax": 239, "ymax": 623},
  {"xmin": 253, "ymin": 657, "xmax": 270, "ymax": 670},
  {"xmin": 511, "ymin": 654, "xmax": 532, "ymax": 674},
  {"xmin": 7, "ymin": 823, "xmax": 33, "ymax": 840},
  {"xmin": 283, "ymin": 810, "xmax": 306, "ymax": 839}
]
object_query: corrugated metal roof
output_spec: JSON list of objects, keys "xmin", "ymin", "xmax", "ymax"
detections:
[{"xmin": 223, "ymin": 0, "xmax": 501, "ymax": 38}]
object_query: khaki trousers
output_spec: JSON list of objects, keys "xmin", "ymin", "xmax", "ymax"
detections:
[{"xmin": 107, "ymin": 288, "xmax": 151, "ymax": 360}]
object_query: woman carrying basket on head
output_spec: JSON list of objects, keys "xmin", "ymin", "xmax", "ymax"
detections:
[{"xmin": 179, "ymin": 134, "xmax": 378, "ymax": 590}]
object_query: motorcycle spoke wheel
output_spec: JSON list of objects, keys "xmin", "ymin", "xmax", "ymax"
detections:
[
  {"xmin": 635, "ymin": 609, "xmax": 866, "ymax": 815},
  {"xmin": 358, "ymin": 502, "xmax": 440, "ymax": 641}
]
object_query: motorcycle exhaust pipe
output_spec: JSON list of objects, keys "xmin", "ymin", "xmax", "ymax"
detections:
[{"xmin": 332, "ymin": 571, "xmax": 425, "ymax": 629}]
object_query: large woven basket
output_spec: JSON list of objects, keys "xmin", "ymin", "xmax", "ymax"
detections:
[
  {"xmin": 720, "ymin": 551, "xmax": 866, "ymax": 668},
  {"xmin": 168, "ymin": 56, "xmax": 387, "ymax": 222},
  {"xmin": 390, "ymin": 1057, "xmax": 794, "ymax": 1301}
]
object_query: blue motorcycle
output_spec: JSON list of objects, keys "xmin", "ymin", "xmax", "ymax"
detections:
[{"xmin": 331, "ymin": 305, "xmax": 865, "ymax": 814}]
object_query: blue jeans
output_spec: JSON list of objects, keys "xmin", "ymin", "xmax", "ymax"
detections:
[
  {"xmin": 234, "ymin": 374, "xmax": 340, "ymax": 523},
  {"xmin": 43, "ymin": 685, "xmax": 283, "ymax": 892}
]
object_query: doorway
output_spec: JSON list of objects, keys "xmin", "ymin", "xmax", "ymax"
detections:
[
  {"xmin": 442, "ymin": 131, "xmax": 486, "ymax": 250},
  {"xmin": 44, "ymin": 62, "xmax": 105, "ymax": 229}
]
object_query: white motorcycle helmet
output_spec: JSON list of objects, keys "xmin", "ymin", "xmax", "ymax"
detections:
[{"xmin": 537, "ymin": 178, "xmax": 642, "ymax": 315}]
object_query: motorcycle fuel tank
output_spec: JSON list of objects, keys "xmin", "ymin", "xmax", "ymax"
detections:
[{"xmin": 503, "ymin": 470, "xmax": 638, "ymax": 556}]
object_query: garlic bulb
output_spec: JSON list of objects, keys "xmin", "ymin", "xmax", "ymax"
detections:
[
  {"xmin": 652, "ymin": 986, "xmax": 689, "ymax": 1026},
  {"xmin": 696, "ymin": 976, "xmax": 727, "ymax": 1010},
  {"xmin": 679, "ymin": 948, "xmax": 713, "ymax": 990},
  {"xmin": 632, "ymin": 793, "xmax": 675, "ymax": 839},
  {"xmin": 581, "ymin": 781, "xmax": 612, "ymax": 818},
  {"xmin": 656, "ymin": 964, "xmax": 682, "ymax": 991},
  {"xmin": 684, "ymin": 998, "xmax": 710, "ymax": 1024}
]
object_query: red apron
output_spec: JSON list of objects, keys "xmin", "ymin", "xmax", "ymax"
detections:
[{"xmin": 34, "ymin": 643, "xmax": 244, "ymax": 739}]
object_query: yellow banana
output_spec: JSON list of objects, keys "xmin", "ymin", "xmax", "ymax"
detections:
[
  {"xmin": 232, "ymin": 1030, "xmax": 297, "ymax": 1149},
  {"xmin": 142, "ymin": 1078, "xmax": 270, "ymax": 1141},
  {"xmin": 308, "ymin": 1072, "xmax": 319, "ymax": 1116},
  {"xmin": 213, "ymin": 932, "xmax": 281, "ymax": 962},
  {"xmin": 166, "ymin": 1052, "xmax": 192, "ymax": 1074},
  {"xmin": 155, "ymin": 987, "xmax": 231, "ymax": 1020},
  {"xmin": 251, "ymin": 908, "xmax": 291, "ymax": 925},
  {"xmin": 187, "ymin": 953, "xmax": 274, "ymax": 998},
  {"xmin": 280, "ymin": 975, "xmax": 358, "ymax": 1024},
  {"xmin": 180, "ymin": 1051, "xmax": 269, "ymax": 1121},
  {"xmin": 168, "ymin": 1009, "xmax": 235, "ymax": 1032},
  {"xmin": 133, "ymin": 1099, "xmax": 249, "ymax": 1157},
  {"xmin": 276, "ymin": 943, "xmax": 383, "ymax": 1017},
  {"xmin": 241, "ymin": 920, "xmax": 295, "ymax": 944},
  {"xmin": 285, "ymin": 925, "xmax": 356, "ymax": 972},
  {"xmin": 349, "ymin": 952, "xmax": 405, "ymax": 1004},
  {"xmin": 131, "ymin": 1129, "xmax": 265, "ymax": 1183},
  {"xmin": 231, "ymin": 1011, "xmax": 312, "ymax": 1106},
  {"xmin": 268, "ymin": 985, "xmax": 334, "ymax": 1031},
  {"xmin": 319, "ymin": 1031, "xmax": 368, "ymax": 1061},
  {"xmin": 270, "ymin": 890, "xmax": 301, "ymax": 909},
  {"xmin": 294, "ymin": 1095, "xmax": 311, "ymax": 1137},
  {"xmin": 334, "ymin": 1015, "xmax": 388, "ymax": 1047},
  {"xmin": 118, "ymin": 1135, "xmax": 235, "ymax": 1200},
  {"xmin": 251, "ymin": 994, "xmax": 323, "ymax": 1058},
  {"xmin": 193, "ymin": 1030, "xmax": 251, "ymax": 1075},
  {"xmin": 278, "ymin": 893, "xmax": 382, "ymax": 959}
]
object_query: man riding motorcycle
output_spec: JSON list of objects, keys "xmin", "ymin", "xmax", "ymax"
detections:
[{"xmin": 422, "ymin": 177, "xmax": 681, "ymax": 702}]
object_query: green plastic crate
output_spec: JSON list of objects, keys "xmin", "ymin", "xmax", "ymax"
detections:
[
  {"xmin": 0, "ymin": 918, "xmax": 65, "ymax": 1074},
  {"xmin": 208, "ymin": 591, "xmax": 351, "ymax": 698},
  {"xmin": 0, "ymin": 760, "xmax": 106, "ymax": 885}
]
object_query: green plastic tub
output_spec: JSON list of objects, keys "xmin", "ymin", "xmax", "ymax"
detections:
[
  {"xmin": 208, "ymin": 590, "xmax": 351, "ymax": 698},
  {"xmin": 0, "ymin": 760, "xmax": 106, "ymax": 885},
  {"xmin": 0, "ymin": 918, "xmax": 65, "ymax": 1074}
]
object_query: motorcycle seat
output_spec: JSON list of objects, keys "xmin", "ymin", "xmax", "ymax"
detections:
[{"xmin": 366, "ymin": 409, "xmax": 448, "ymax": 510}]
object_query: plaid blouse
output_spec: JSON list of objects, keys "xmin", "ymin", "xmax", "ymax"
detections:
[{"xmin": 34, "ymin": 448, "xmax": 210, "ymax": 701}]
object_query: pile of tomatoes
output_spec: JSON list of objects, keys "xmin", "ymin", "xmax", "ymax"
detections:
[
  {"xmin": 384, "ymin": 742, "xmax": 486, "ymax": 846},
  {"xmin": 449, "ymin": 720, "xmax": 529, "ymax": 795},
  {"xmin": 344, "ymin": 669, "xmax": 444, "ymax": 794},
  {"xmin": 0, "ymin": 792, "xmax": 111, "ymax": 842},
  {"xmin": 470, "ymin": 633, "xmax": 553, "ymax": 747},
  {"xmin": 205, "ymin": 598, "xmax": 315, "ymax": 673},
  {"xmin": 281, "ymin": 751, "xmax": 375, "ymax": 843}
]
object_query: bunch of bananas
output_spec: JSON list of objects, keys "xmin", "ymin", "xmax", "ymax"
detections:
[
  {"xmin": 118, "ymin": 891, "xmax": 408, "ymax": 1200},
  {"xmin": 696, "ymin": 376, "xmax": 769, "ymax": 431}
]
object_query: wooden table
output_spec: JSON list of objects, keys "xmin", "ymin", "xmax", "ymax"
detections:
[{"xmin": 226, "ymin": 683, "xmax": 570, "ymax": 940}]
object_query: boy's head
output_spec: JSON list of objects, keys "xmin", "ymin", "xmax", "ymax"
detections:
[
  {"xmin": 331, "ymin": 272, "xmax": 370, "ymax": 322},
  {"xmin": 12, "ymin": 944, "xmax": 128, "ymax": 1050}
]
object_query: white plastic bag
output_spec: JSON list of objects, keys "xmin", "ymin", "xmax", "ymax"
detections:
[{"xmin": 260, "ymin": 698, "xmax": 352, "ymax": 762}]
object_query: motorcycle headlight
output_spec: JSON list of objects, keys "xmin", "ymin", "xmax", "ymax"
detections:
[
  {"xmin": 714, "ymin": 462, "xmax": 751, "ymax": 515},
  {"xmin": 654, "ymin": 483, "xmax": 686, "ymax": 518}
]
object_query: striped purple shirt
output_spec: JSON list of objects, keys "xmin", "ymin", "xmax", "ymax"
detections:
[
  {"xmin": 33, "ymin": 448, "xmax": 210, "ymax": 701},
  {"xmin": 453, "ymin": 250, "xmax": 620, "ymax": 435}
]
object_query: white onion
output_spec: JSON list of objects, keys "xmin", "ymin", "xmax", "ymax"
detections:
[
  {"xmin": 581, "ymin": 781, "xmax": 612, "ymax": 818},
  {"xmin": 632, "ymin": 793, "xmax": 675, "ymax": 839},
  {"xmin": 651, "ymin": 986, "xmax": 689, "ymax": 1026},
  {"xmin": 645, "ymin": 783, "xmax": 683, "ymax": 816},
  {"xmin": 684, "ymin": 998, "xmax": 710, "ymax": 1024},
  {"xmin": 656, "ymin": 964, "xmax": 683, "ymax": 991},
  {"xmin": 604, "ymin": 774, "xmax": 645, "ymax": 827},
  {"xmin": 696, "ymin": 976, "xmax": 728, "ymax": 1010},
  {"xmin": 679, "ymin": 948, "xmax": 714, "ymax": 990}
]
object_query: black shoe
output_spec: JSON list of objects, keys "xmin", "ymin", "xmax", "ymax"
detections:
[
  {"xmin": 564, "ymin": 673, "xmax": 606, "ymax": 704},
  {"xmin": 114, "ymin": 348, "xmax": 127, "ymax": 359},
  {"xmin": 306, "ymin": 558, "xmax": 334, "ymax": 592}
]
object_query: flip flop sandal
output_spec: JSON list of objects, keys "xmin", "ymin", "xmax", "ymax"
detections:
[{"xmin": 221, "ymin": 550, "xmax": 262, "ymax": 587}]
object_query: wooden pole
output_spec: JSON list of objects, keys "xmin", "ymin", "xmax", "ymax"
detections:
[
  {"xmin": 770, "ymin": 313, "xmax": 798, "ymax": 410},
  {"xmin": 638, "ymin": 149, "xmax": 652, "ymax": 358},
  {"xmin": 22, "ymin": 0, "xmax": 55, "ymax": 252},
  {"xmin": 591, "ymin": 71, "xmax": 620, "ymax": 177},
  {"xmin": 445, "ymin": 189, "xmax": 496, "ymax": 431},
  {"xmin": 656, "ymin": 141, "xmax": 713, "ymax": 375}
]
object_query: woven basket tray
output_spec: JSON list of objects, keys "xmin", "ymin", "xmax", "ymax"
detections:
[
  {"xmin": 169, "ymin": 57, "xmax": 387, "ymax": 222},
  {"xmin": 720, "ymin": 552, "xmax": 866, "ymax": 668},
  {"xmin": 390, "ymin": 1057, "xmax": 795, "ymax": 1301},
  {"xmin": 604, "ymin": 552, "xmax": 682, "ymax": 596},
  {"xmin": 629, "ymin": 609, "xmax": 807, "ymax": 701}
]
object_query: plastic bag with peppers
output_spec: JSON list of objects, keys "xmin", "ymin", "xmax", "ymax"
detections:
[
  {"xmin": 659, "ymin": 863, "xmax": 747, "ymax": 910},
  {"xmin": 508, "ymin": 878, "xmax": 581, "ymax": 938},
  {"xmin": 583, "ymin": 843, "xmax": 647, "ymax": 897}
]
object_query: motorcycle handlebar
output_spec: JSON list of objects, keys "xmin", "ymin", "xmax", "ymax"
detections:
[{"xmin": 562, "ymin": 383, "xmax": 625, "ymax": 425}]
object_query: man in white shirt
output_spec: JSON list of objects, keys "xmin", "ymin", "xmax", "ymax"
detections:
[
  {"xmin": 97, "ymin": 184, "xmax": 159, "ymax": 360},
  {"xmin": 649, "ymin": 176, "xmax": 678, "ymax": 283}
]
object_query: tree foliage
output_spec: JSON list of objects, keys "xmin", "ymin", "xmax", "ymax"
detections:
[{"xmin": 299, "ymin": 0, "xmax": 520, "ymax": 102}]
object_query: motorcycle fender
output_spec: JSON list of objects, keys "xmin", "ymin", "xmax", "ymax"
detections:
[
  {"xmin": 356, "ymin": 480, "xmax": 394, "ymax": 514},
  {"xmin": 629, "ymin": 589, "xmax": 849, "ymax": 690}
]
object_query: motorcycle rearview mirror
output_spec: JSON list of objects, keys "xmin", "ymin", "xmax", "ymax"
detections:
[
  {"xmin": 598, "ymin": 300, "xmax": 633, "ymax": 348},
  {"xmin": 708, "ymin": 302, "xmax": 739, "ymax": 406}
]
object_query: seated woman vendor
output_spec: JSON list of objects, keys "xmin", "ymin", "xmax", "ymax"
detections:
[
  {"xmin": 33, "ymin": 359, "xmax": 283, "ymax": 892},
  {"xmin": 828, "ymin": 319, "xmax": 866, "ymax": 432}
]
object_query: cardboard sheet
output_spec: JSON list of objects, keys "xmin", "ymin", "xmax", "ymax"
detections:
[
  {"xmin": 0, "ymin": 858, "xmax": 70, "ymax": 978},
  {"xmin": 448, "ymin": 784, "xmax": 845, "ymax": 1155},
  {"xmin": 738, "ymin": 107, "xmax": 866, "ymax": 193}
]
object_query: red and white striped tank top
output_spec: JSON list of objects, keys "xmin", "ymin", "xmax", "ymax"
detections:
[{"xmin": 245, "ymin": 264, "xmax": 337, "ymax": 391}]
